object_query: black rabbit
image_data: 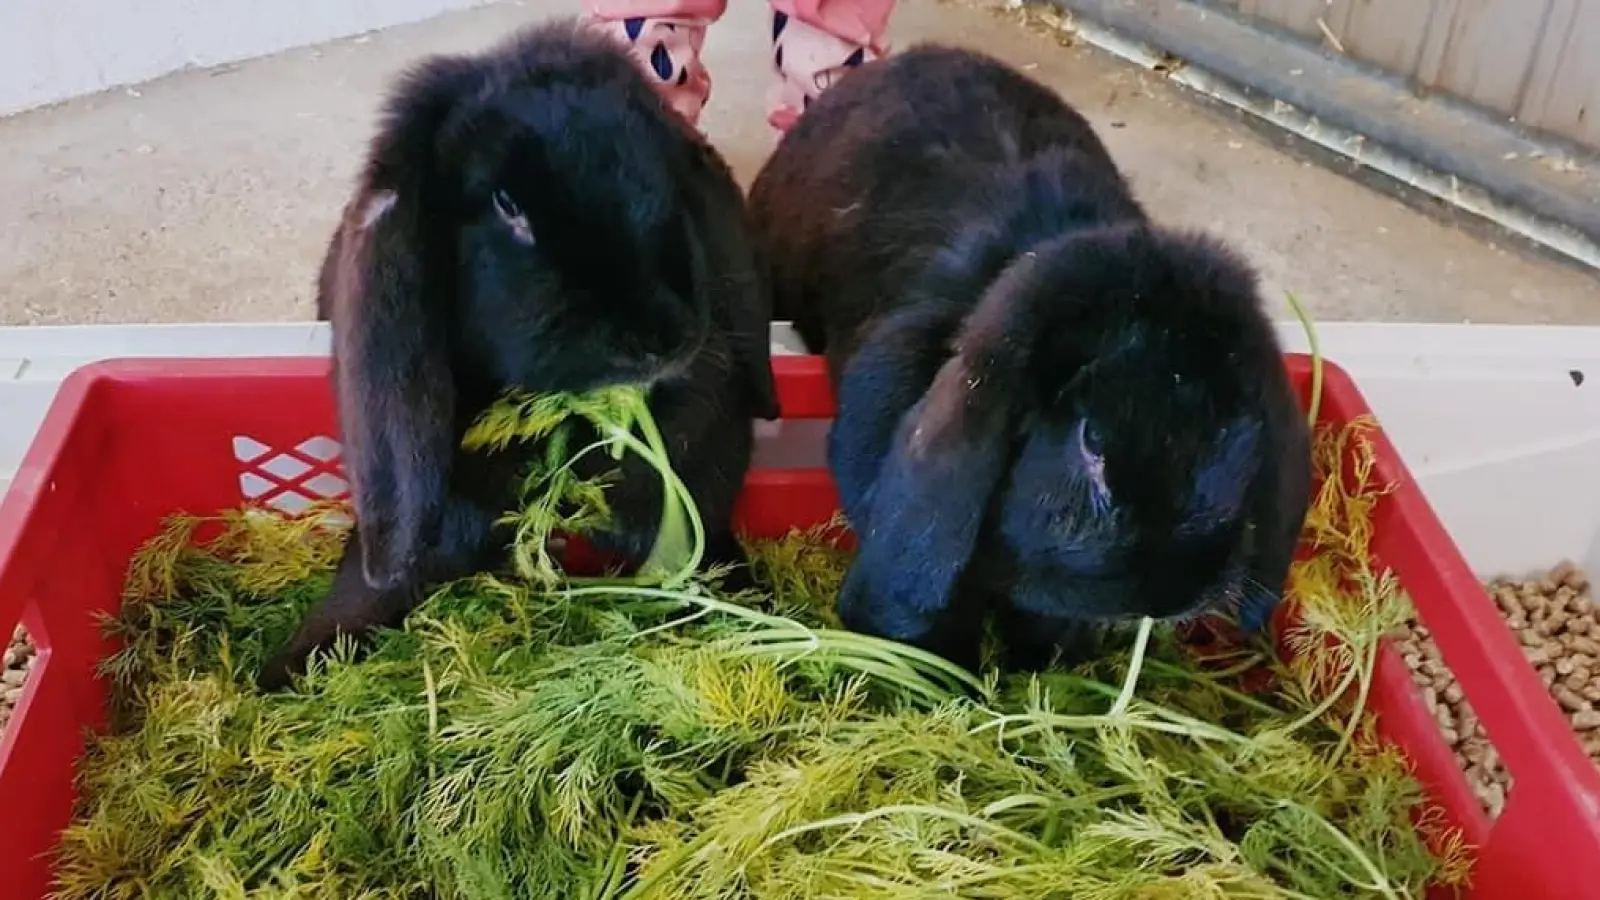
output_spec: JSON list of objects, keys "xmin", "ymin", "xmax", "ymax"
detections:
[
  {"xmin": 258, "ymin": 19, "xmax": 779, "ymax": 691},
  {"xmin": 747, "ymin": 45, "xmax": 1311, "ymax": 673}
]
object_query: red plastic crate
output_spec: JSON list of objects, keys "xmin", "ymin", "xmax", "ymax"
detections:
[{"xmin": 1, "ymin": 354, "xmax": 1597, "ymax": 899}]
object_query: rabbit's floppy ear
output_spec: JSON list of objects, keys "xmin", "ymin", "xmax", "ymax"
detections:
[
  {"xmin": 326, "ymin": 184, "xmax": 458, "ymax": 591},
  {"xmin": 324, "ymin": 55, "xmax": 484, "ymax": 590},
  {"xmin": 679, "ymin": 147, "xmax": 781, "ymax": 420},
  {"xmin": 834, "ymin": 262, "xmax": 1039, "ymax": 644}
]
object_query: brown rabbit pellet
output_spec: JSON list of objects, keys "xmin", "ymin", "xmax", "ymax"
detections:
[
  {"xmin": 1, "ymin": 625, "xmax": 35, "ymax": 732},
  {"xmin": 1394, "ymin": 562, "xmax": 1600, "ymax": 819}
]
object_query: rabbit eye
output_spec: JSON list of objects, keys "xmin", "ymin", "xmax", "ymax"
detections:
[
  {"xmin": 492, "ymin": 189, "xmax": 535, "ymax": 246},
  {"xmin": 1078, "ymin": 418, "xmax": 1104, "ymax": 459},
  {"xmin": 492, "ymin": 189, "xmax": 522, "ymax": 219},
  {"xmin": 1077, "ymin": 418, "xmax": 1112, "ymax": 515}
]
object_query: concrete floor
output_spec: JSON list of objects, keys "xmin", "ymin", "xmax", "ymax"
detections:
[{"xmin": 0, "ymin": 0, "xmax": 1594, "ymax": 327}]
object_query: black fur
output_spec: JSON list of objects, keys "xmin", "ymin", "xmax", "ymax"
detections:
[
  {"xmin": 747, "ymin": 45, "xmax": 1312, "ymax": 673},
  {"xmin": 259, "ymin": 19, "xmax": 778, "ymax": 691}
]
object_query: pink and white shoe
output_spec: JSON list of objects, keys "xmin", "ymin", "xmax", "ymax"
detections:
[
  {"xmin": 582, "ymin": 1, "xmax": 897, "ymax": 132},
  {"xmin": 767, "ymin": 0, "xmax": 894, "ymax": 131},
  {"xmin": 582, "ymin": 2, "xmax": 724, "ymax": 128}
]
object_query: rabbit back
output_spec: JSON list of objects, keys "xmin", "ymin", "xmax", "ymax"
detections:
[{"xmin": 750, "ymin": 43, "xmax": 1145, "ymax": 365}]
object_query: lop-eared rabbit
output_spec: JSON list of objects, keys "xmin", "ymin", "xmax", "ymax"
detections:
[
  {"xmin": 747, "ymin": 45, "xmax": 1312, "ymax": 672},
  {"xmin": 258, "ymin": 19, "xmax": 778, "ymax": 690}
]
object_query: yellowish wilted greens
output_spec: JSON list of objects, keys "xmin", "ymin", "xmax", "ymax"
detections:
[{"xmin": 50, "ymin": 389, "xmax": 1470, "ymax": 899}]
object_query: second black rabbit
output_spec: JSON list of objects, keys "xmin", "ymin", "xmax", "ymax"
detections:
[{"xmin": 747, "ymin": 44, "xmax": 1312, "ymax": 673}]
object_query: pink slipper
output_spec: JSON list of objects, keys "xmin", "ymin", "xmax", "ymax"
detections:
[
  {"xmin": 582, "ymin": 4, "xmax": 724, "ymax": 128},
  {"xmin": 766, "ymin": 2, "xmax": 892, "ymax": 131}
]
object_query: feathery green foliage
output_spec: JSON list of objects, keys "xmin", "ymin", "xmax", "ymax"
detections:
[
  {"xmin": 461, "ymin": 384, "xmax": 697, "ymax": 586},
  {"xmin": 50, "ymin": 390, "xmax": 1470, "ymax": 900}
]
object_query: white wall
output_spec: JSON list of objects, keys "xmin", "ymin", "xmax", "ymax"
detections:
[{"xmin": 0, "ymin": 0, "xmax": 497, "ymax": 118}]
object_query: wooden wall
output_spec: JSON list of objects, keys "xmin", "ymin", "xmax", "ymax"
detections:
[{"xmin": 1215, "ymin": 0, "xmax": 1599, "ymax": 151}]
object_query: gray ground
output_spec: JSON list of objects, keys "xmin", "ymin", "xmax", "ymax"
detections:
[{"xmin": 0, "ymin": 0, "xmax": 1594, "ymax": 327}]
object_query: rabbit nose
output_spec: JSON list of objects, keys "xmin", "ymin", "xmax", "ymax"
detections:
[
  {"xmin": 637, "ymin": 333, "xmax": 681, "ymax": 363},
  {"xmin": 609, "ymin": 345, "xmax": 666, "ymax": 378},
  {"xmin": 610, "ymin": 349, "xmax": 656, "ymax": 367}
]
